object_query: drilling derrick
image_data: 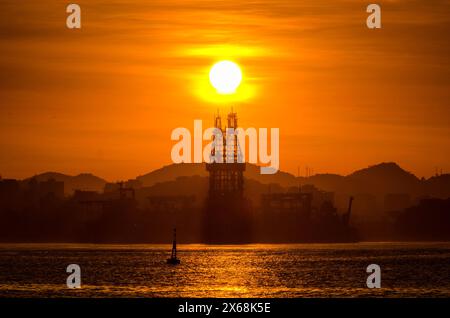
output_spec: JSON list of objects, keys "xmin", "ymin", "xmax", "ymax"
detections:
[
  {"xmin": 207, "ymin": 112, "xmax": 245, "ymax": 197},
  {"xmin": 203, "ymin": 111, "xmax": 252, "ymax": 244}
]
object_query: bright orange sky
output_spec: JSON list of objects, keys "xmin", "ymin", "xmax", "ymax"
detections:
[{"xmin": 0, "ymin": 0, "xmax": 449, "ymax": 180}]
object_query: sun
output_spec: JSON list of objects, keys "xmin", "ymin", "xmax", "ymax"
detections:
[{"xmin": 209, "ymin": 60, "xmax": 242, "ymax": 94}]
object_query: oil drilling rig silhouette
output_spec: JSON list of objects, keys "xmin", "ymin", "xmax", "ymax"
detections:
[{"xmin": 203, "ymin": 111, "xmax": 252, "ymax": 243}]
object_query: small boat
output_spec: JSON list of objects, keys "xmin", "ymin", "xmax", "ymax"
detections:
[{"xmin": 166, "ymin": 228, "xmax": 180, "ymax": 265}]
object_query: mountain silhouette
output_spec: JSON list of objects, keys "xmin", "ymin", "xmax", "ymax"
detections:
[
  {"xmin": 23, "ymin": 172, "xmax": 107, "ymax": 195},
  {"xmin": 137, "ymin": 163, "xmax": 207, "ymax": 187},
  {"xmin": 18, "ymin": 162, "xmax": 450, "ymax": 200},
  {"xmin": 346, "ymin": 162, "xmax": 421, "ymax": 195},
  {"xmin": 137, "ymin": 162, "xmax": 447, "ymax": 198},
  {"xmin": 137, "ymin": 163, "xmax": 298, "ymax": 188},
  {"xmin": 302, "ymin": 173, "xmax": 346, "ymax": 193}
]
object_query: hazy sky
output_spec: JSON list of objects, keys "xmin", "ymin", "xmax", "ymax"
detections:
[{"xmin": 0, "ymin": 0, "xmax": 449, "ymax": 180}]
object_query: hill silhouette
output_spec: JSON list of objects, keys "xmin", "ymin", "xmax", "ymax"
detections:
[
  {"xmin": 136, "ymin": 163, "xmax": 298, "ymax": 188},
  {"xmin": 18, "ymin": 162, "xmax": 450, "ymax": 200},
  {"xmin": 4, "ymin": 162, "xmax": 450, "ymax": 242},
  {"xmin": 346, "ymin": 162, "xmax": 421, "ymax": 195},
  {"xmin": 136, "ymin": 162, "xmax": 449, "ymax": 199},
  {"xmin": 137, "ymin": 163, "xmax": 207, "ymax": 187},
  {"xmin": 23, "ymin": 172, "xmax": 107, "ymax": 195}
]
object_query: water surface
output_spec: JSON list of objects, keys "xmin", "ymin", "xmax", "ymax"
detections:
[{"xmin": 0, "ymin": 243, "xmax": 449, "ymax": 297}]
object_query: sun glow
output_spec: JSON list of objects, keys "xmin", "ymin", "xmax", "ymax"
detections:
[
  {"xmin": 209, "ymin": 60, "xmax": 242, "ymax": 94},
  {"xmin": 191, "ymin": 53, "xmax": 256, "ymax": 104}
]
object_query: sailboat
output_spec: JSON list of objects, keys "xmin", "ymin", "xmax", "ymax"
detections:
[{"xmin": 166, "ymin": 228, "xmax": 180, "ymax": 265}]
